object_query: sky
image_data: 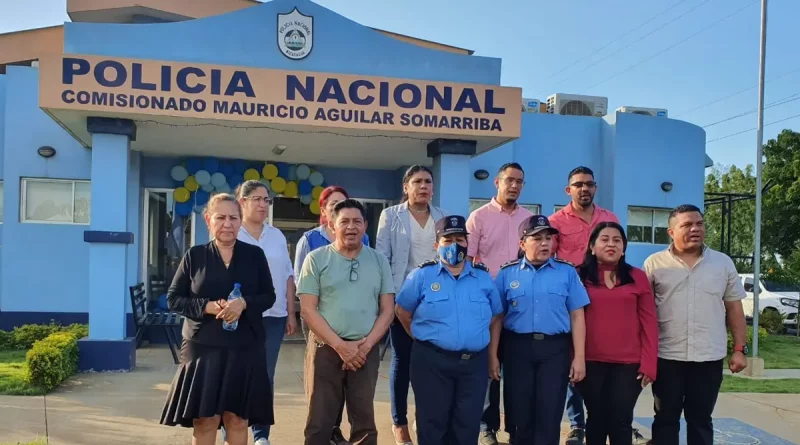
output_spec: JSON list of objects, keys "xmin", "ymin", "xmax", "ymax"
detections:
[{"xmin": 1, "ymin": 0, "xmax": 797, "ymax": 170}]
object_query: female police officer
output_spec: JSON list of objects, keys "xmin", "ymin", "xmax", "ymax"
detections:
[
  {"xmin": 491, "ymin": 215, "xmax": 589, "ymax": 445},
  {"xmin": 395, "ymin": 215, "xmax": 504, "ymax": 445}
]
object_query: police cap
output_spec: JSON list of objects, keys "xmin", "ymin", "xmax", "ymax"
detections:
[
  {"xmin": 519, "ymin": 214, "xmax": 559, "ymax": 239},
  {"xmin": 435, "ymin": 215, "xmax": 469, "ymax": 237}
]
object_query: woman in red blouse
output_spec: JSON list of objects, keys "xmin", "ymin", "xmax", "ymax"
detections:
[{"xmin": 576, "ymin": 221, "xmax": 658, "ymax": 445}]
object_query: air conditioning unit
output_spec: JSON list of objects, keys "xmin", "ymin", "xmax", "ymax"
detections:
[
  {"xmin": 616, "ymin": 106, "xmax": 668, "ymax": 118},
  {"xmin": 546, "ymin": 93, "xmax": 608, "ymax": 117},
  {"xmin": 522, "ymin": 98, "xmax": 542, "ymax": 113}
]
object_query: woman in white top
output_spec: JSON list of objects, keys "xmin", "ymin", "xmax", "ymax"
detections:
[
  {"xmin": 232, "ymin": 180, "xmax": 296, "ymax": 445},
  {"xmin": 376, "ymin": 165, "xmax": 447, "ymax": 445}
]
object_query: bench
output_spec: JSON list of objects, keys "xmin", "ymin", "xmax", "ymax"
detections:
[{"xmin": 129, "ymin": 282, "xmax": 182, "ymax": 364}]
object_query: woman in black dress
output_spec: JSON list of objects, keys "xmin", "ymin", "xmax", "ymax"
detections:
[{"xmin": 160, "ymin": 193, "xmax": 277, "ymax": 445}]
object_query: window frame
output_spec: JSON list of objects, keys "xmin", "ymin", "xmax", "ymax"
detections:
[
  {"xmin": 20, "ymin": 178, "xmax": 91, "ymax": 225},
  {"xmin": 626, "ymin": 206, "xmax": 671, "ymax": 245}
]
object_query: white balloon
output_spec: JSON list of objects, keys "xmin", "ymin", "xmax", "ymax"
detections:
[
  {"xmin": 201, "ymin": 183, "xmax": 215, "ymax": 192},
  {"xmin": 193, "ymin": 205, "xmax": 205, "ymax": 214},
  {"xmin": 308, "ymin": 171, "xmax": 324, "ymax": 186},
  {"xmin": 170, "ymin": 165, "xmax": 189, "ymax": 181},
  {"xmin": 296, "ymin": 164, "xmax": 311, "ymax": 180},
  {"xmin": 299, "ymin": 194, "xmax": 312, "ymax": 205},
  {"xmin": 216, "ymin": 183, "xmax": 231, "ymax": 193},
  {"xmin": 211, "ymin": 172, "xmax": 227, "ymax": 187},
  {"xmin": 194, "ymin": 170, "xmax": 211, "ymax": 185}
]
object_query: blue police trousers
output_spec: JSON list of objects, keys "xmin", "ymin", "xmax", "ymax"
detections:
[
  {"xmin": 505, "ymin": 331, "xmax": 572, "ymax": 445},
  {"xmin": 410, "ymin": 341, "xmax": 488, "ymax": 445}
]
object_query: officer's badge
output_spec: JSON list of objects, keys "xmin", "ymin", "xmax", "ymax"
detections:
[
  {"xmin": 431, "ymin": 282, "xmax": 441, "ymax": 292},
  {"xmin": 510, "ymin": 280, "xmax": 520, "ymax": 289}
]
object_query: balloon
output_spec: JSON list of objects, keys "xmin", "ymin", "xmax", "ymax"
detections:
[
  {"xmin": 211, "ymin": 172, "xmax": 227, "ymax": 187},
  {"xmin": 185, "ymin": 159, "xmax": 202, "ymax": 175},
  {"xmin": 308, "ymin": 171, "xmax": 324, "ymax": 186},
  {"xmin": 243, "ymin": 168, "xmax": 261, "ymax": 181},
  {"xmin": 284, "ymin": 181, "xmax": 299, "ymax": 198},
  {"xmin": 173, "ymin": 187, "xmax": 191, "ymax": 203},
  {"xmin": 299, "ymin": 180, "xmax": 313, "ymax": 195},
  {"xmin": 216, "ymin": 183, "xmax": 231, "ymax": 193},
  {"xmin": 233, "ymin": 159, "xmax": 249, "ymax": 174},
  {"xmin": 175, "ymin": 201, "xmax": 193, "ymax": 217},
  {"xmin": 312, "ymin": 185, "xmax": 324, "ymax": 199},
  {"xmin": 194, "ymin": 189, "xmax": 210, "ymax": 205},
  {"xmin": 201, "ymin": 183, "xmax": 215, "ymax": 192},
  {"xmin": 309, "ymin": 201, "xmax": 321, "ymax": 215},
  {"xmin": 295, "ymin": 164, "xmax": 311, "ymax": 180},
  {"xmin": 170, "ymin": 165, "xmax": 189, "ymax": 181},
  {"xmin": 299, "ymin": 194, "xmax": 313, "ymax": 205},
  {"xmin": 229, "ymin": 174, "xmax": 244, "ymax": 187},
  {"xmin": 194, "ymin": 170, "xmax": 211, "ymax": 185},
  {"xmin": 219, "ymin": 161, "xmax": 234, "ymax": 177},
  {"xmin": 276, "ymin": 162, "xmax": 289, "ymax": 178},
  {"xmin": 271, "ymin": 177, "xmax": 287, "ymax": 193},
  {"xmin": 287, "ymin": 165, "xmax": 297, "ymax": 181},
  {"xmin": 262, "ymin": 163, "xmax": 279, "ymax": 180},
  {"xmin": 203, "ymin": 158, "xmax": 219, "ymax": 174},
  {"xmin": 193, "ymin": 204, "xmax": 205, "ymax": 214},
  {"xmin": 184, "ymin": 176, "xmax": 199, "ymax": 192}
]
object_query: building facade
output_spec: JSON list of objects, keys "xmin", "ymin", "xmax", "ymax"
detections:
[{"xmin": 0, "ymin": 0, "xmax": 708, "ymax": 370}]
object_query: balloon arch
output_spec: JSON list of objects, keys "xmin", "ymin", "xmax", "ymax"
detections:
[{"xmin": 169, "ymin": 157, "xmax": 327, "ymax": 218}]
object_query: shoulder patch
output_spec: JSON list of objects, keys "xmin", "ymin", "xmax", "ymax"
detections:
[
  {"xmin": 553, "ymin": 258, "xmax": 576, "ymax": 267},
  {"xmin": 417, "ymin": 260, "xmax": 438, "ymax": 268},
  {"xmin": 472, "ymin": 262, "xmax": 489, "ymax": 272},
  {"xmin": 500, "ymin": 259, "xmax": 521, "ymax": 270}
]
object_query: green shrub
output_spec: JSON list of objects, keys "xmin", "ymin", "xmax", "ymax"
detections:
[
  {"xmin": 25, "ymin": 331, "xmax": 79, "ymax": 392},
  {"xmin": 0, "ymin": 330, "xmax": 14, "ymax": 350},
  {"xmin": 759, "ymin": 310, "xmax": 786, "ymax": 335},
  {"xmin": 62, "ymin": 323, "xmax": 89, "ymax": 339},
  {"xmin": 11, "ymin": 322, "xmax": 62, "ymax": 350},
  {"xmin": 728, "ymin": 325, "xmax": 768, "ymax": 352}
]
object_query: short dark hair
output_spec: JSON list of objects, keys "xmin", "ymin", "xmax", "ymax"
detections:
[
  {"xmin": 568, "ymin": 166, "xmax": 594, "ymax": 183},
  {"xmin": 668, "ymin": 204, "xmax": 703, "ymax": 227},
  {"xmin": 332, "ymin": 198, "xmax": 366, "ymax": 221},
  {"xmin": 497, "ymin": 162, "xmax": 524, "ymax": 177}
]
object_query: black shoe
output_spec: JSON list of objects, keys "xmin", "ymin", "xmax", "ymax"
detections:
[
  {"xmin": 632, "ymin": 428, "xmax": 650, "ymax": 445},
  {"xmin": 330, "ymin": 427, "xmax": 349, "ymax": 445},
  {"xmin": 478, "ymin": 430, "xmax": 499, "ymax": 445},
  {"xmin": 566, "ymin": 428, "xmax": 585, "ymax": 445}
]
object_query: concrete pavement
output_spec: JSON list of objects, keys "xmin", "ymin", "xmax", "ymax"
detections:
[{"xmin": 1, "ymin": 344, "xmax": 798, "ymax": 444}]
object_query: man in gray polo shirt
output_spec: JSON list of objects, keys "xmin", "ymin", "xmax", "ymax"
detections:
[
  {"xmin": 643, "ymin": 204, "xmax": 748, "ymax": 445},
  {"xmin": 297, "ymin": 199, "xmax": 395, "ymax": 445}
]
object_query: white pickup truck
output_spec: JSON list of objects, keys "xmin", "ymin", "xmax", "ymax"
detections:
[{"xmin": 739, "ymin": 274, "xmax": 799, "ymax": 328}]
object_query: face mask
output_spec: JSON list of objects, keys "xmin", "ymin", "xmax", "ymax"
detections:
[{"xmin": 438, "ymin": 243, "xmax": 467, "ymax": 266}]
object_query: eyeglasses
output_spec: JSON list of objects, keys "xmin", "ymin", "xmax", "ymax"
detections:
[
  {"xmin": 349, "ymin": 259, "xmax": 360, "ymax": 282},
  {"xmin": 245, "ymin": 196, "xmax": 273, "ymax": 204},
  {"xmin": 500, "ymin": 177, "xmax": 525, "ymax": 186},
  {"xmin": 570, "ymin": 181, "xmax": 597, "ymax": 189}
]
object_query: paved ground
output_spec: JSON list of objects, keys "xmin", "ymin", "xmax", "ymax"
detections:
[{"xmin": 1, "ymin": 344, "xmax": 798, "ymax": 444}]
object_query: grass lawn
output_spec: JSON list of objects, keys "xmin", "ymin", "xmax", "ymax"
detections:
[
  {"xmin": 0, "ymin": 350, "xmax": 45, "ymax": 396},
  {"xmin": 720, "ymin": 375, "xmax": 800, "ymax": 393},
  {"xmin": 757, "ymin": 335, "xmax": 800, "ymax": 369}
]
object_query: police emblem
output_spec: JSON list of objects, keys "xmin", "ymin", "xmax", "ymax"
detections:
[
  {"xmin": 510, "ymin": 280, "xmax": 520, "ymax": 289},
  {"xmin": 431, "ymin": 283, "xmax": 441, "ymax": 291},
  {"xmin": 277, "ymin": 8, "xmax": 314, "ymax": 60},
  {"xmin": 538, "ymin": 216, "xmax": 546, "ymax": 225},
  {"xmin": 450, "ymin": 217, "xmax": 459, "ymax": 226}
]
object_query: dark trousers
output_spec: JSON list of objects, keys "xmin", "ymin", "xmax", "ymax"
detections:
[
  {"xmin": 410, "ymin": 341, "xmax": 488, "ymax": 445},
  {"xmin": 390, "ymin": 319, "xmax": 413, "ymax": 426},
  {"xmin": 651, "ymin": 358, "xmax": 724, "ymax": 445},
  {"xmin": 481, "ymin": 331, "xmax": 515, "ymax": 434},
  {"xmin": 303, "ymin": 320, "xmax": 346, "ymax": 432},
  {"xmin": 505, "ymin": 331, "xmax": 571, "ymax": 445},
  {"xmin": 303, "ymin": 332, "xmax": 380, "ymax": 445},
  {"xmin": 577, "ymin": 361, "xmax": 643, "ymax": 445}
]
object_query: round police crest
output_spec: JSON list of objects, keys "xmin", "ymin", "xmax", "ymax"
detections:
[
  {"xmin": 510, "ymin": 280, "xmax": 520, "ymax": 289},
  {"xmin": 431, "ymin": 282, "xmax": 441, "ymax": 291},
  {"xmin": 277, "ymin": 8, "xmax": 314, "ymax": 60}
]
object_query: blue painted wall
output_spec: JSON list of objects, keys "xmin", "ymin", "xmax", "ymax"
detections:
[{"xmin": 63, "ymin": 0, "xmax": 501, "ymax": 85}]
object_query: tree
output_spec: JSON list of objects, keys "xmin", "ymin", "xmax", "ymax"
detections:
[
  {"xmin": 704, "ymin": 164, "xmax": 757, "ymax": 267},
  {"xmin": 762, "ymin": 130, "xmax": 800, "ymax": 261}
]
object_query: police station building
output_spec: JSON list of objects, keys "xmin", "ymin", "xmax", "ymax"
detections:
[{"xmin": 0, "ymin": 0, "xmax": 709, "ymax": 370}]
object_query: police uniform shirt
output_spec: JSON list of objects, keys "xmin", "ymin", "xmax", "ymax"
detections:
[
  {"xmin": 495, "ymin": 257, "xmax": 590, "ymax": 335},
  {"xmin": 396, "ymin": 260, "xmax": 504, "ymax": 352}
]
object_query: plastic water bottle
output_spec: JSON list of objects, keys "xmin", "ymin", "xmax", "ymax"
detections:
[{"xmin": 222, "ymin": 283, "xmax": 242, "ymax": 332}]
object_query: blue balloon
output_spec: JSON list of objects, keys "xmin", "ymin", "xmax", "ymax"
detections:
[
  {"xmin": 233, "ymin": 159, "xmax": 248, "ymax": 174},
  {"xmin": 203, "ymin": 158, "xmax": 220, "ymax": 174},
  {"xmin": 229, "ymin": 174, "xmax": 244, "ymax": 187},
  {"xmin": 219, "ymin": 161, "xmax": 234, "ymax": 177},
  {"xmin": 185, "ymin": 158, "xmax": 202, "ymax": 175},
  {"xmin": 299, "ymin": 180, "xmax": 313, "ymax": 195},
  {"xmin": 175, "ymin": 201, "xmax": 193, "ymax": 217},
  {"xmin": 194, "ymin": 189, "xmax": 210, "ymax": 205},
  {"xmin": 276, "ymin": 162, "xmax": 290, "ymax": 178}
]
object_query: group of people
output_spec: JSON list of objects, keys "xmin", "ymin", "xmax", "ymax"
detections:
[{"xmin": 158, "ymin": 161, "xmax": 751, "ymax": 445}]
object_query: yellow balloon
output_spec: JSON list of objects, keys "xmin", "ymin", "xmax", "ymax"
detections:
[
  {"xmin": 184, "ymin": 176, "xmax": 199, "ymax": 192},
  {"xmin": 262, "ymin": 163, "xmax": 279, "ymax": 180},
  {"xmin": 312, "ymin": 185, "xmax": 324, "ymax": 199},
  {"xmin": 173, "ymin": 187, "xmax": 190, "ymax": 203},
  {"xmin": 309, "ymin": 201, "xmax": 321, "ymax": 215},
  {"xmin": 243, "ymin": 168, "xmax": 261, "ymax": 181},
  {"xmin": 271, "ymin": 177, "xmax": 287, "ymax": 193},
  {"xmin": 284, "ymin": 181, "xmax": 299, "ymax": 198}
]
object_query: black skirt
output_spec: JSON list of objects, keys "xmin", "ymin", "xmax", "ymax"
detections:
[{"xmin": 160, "ymin": 339, "xmax": 274, "ymax": 428}]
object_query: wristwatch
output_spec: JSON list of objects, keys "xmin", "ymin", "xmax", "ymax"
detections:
[{"xmin": 733, "ymin": 344, "xmax": 750, "ymax": 355}]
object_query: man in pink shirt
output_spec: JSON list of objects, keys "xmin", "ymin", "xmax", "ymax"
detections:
[{"xmin": 466, "ymin": 162, "xmax": 531, "ymax": 445}]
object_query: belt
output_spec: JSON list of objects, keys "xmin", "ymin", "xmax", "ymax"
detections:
[
  {"xmin": 417, "ymin": 340, "xmax": 485, "ymax": 360},
  {"xmin": 506, "ymin": 331, "xmax": 570, "ymax": 341}
]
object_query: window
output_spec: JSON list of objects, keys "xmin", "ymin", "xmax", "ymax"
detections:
[
  {"xmin": 627, "ymin": 207, "xmax": 670, "ymax": 244},
  {"xmin": 469, "ymin": 199, "xmax": 540, "ymax": 215},
  {"xmin": 554, "ymin": 204, "xmax": 566, "ymax": 213},
  {"xmin": 21, "ymin": 178, "xmax": 91, "ymax": 224},
  {"xmin": 743, "ymin": 277, "xmax": 754, "ymax": 293}
]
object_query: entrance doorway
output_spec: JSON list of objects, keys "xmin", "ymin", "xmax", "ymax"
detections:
[{"xmin": 141, "ymin": 188, "xmax": 196, "ymax": 306}]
